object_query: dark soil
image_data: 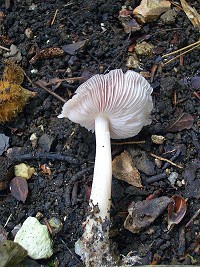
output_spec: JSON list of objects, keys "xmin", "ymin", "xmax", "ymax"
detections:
[{"xmin": 0, "ymin": 0, "xmax": 200, "ymax": 266}]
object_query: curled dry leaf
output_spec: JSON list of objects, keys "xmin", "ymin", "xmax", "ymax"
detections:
[
  {"xmin": 3, "ymin": 44, "xmax": 22, "ymax": 62},
  {"xmin": 165, "ymin": 113, "xmax": 194, "ymax": 132},
  {"xmin": 124, "ymin": 196, "xmax": 172, "ymax": 233},
  {"xmin": 118, "ymin": 7, "xmax": 141, "ymax": 34},
  {"xmin": 168, "ymin": 195, "xmax": 187, "ymax": 230},
  {"xmin": 112, "ymin": 150, "xmax": 142, "ymax": 187},
  {"xmin": 180, "ymin": 0, "xmax": 200, "ymax": 30},
  {"xmin": 40, "ymin": 164, "xmax": 51, "ymax": 175},
  {"xmin": 10, "ymin": 176, "xmax": 28, "ymax": 203},
  {"xmin": 62, "ymin": 40, "xmax": 87, "ymax": 55}
]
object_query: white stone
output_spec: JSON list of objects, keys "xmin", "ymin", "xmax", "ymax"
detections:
[{"xmin": 14, "ymin": 217, "xmax": 53, "ymax": 259}]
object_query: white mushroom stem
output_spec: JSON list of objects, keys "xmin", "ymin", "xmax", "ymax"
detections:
[
  {"xmin": 90, "ymin": 114, "xmax": 112, "ymax": 220},
  {"xmin": 77, "ymin": 114, "xmax": 114, "ymax": 266}
]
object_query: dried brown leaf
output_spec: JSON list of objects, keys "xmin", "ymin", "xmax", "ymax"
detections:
[
  {"xmin": 40, "ymin": 164, "xmax": 51, "ymax": 175},
  {"xmin": 10, "ymin": 176, "xmax": 28, "ymax": 203},
  {"xmin": 180, "ymin": 0, "xmax": 200, "ymax": 30},
  {"xmin": 62, "ymin": 40, "xmax": 87, "ymax": 55},
  {"xmin": 112, "ymin": 150, "xmax": 142, "ymax": 187},
  {"xmin": 168, "ymin": 195, "xmax": 187, "ymax": 230},
  {"xmin": 165, "ymin": 113, "xmax": 194, "ymax": 132},
  {"xmin": 124, "ymin": 196, "xmax": 172, "ymax": 233}
]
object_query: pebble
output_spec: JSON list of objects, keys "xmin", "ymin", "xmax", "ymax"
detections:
[
  {"xmin": 160, "ymin": 9, "xmax": 177, "ymax": 25},
  {"xmin": 38, "ymin": 133, "xmax": 55, "ymax": 152},
  {"xmin": 14, "ymin": 217, "xmax": 53, "ymax": 259},
  {"xmin": 168, "ymin": 172, "xmax": 178, "ymax": 186},
  {"xmin": 128, "ymin": 148, "xmax": 156, "ymax": 176}
]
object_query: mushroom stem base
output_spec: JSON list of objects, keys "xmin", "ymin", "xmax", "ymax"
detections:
[{"xmin": 75, "ymin": 215, "xmax": 118, "ymax": 267}]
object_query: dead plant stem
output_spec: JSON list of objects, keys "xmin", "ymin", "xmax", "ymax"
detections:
[{"xmin": 150, "ymin": 153, "xmax": 183, "ymax": 169}]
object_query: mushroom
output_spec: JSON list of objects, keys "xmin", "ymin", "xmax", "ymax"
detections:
[{"xmin": 58, "ymin": 69, "xmax": 153, "ymax": 266}]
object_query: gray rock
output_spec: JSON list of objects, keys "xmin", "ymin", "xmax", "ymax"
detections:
[
  {"xmin": 0, "ymin": 133, "xmax": 9, "ymax": 155},
  {"xmin": 128, "ymin": 148, "xmax": 156, "ymax": 175},
  {"xmin": 38, "ymin": 133, "xmax": 55, "ymax": 152},
  {"xmin": 160, "ymin": 9, "xmax": 177, "ymax": 25}
]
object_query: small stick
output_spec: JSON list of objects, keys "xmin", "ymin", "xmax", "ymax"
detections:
[
  {"xmin": 44, "ymin": 218, "xmax": 53, "ymax": 235},
  {"xmin": 169, "ymin": 1, "xmax": 183, "ymax": 10},
  {"xmin": 112, "ymin": 141, "xmax": 145, "ymax": 145},
  {"xmin": 173, "ymin": 91, "xmax": 177, "ymax": 105},
  {"xmin": 146, "ymin": 172, "xmax": 167, "ymax": 184},
  {"xmin": 51, "ymin": 9, "xmax": 59, "ymax": 25},
  {"xmin": 162, "ymin": 44, "xmax": 200, "ymax": 66},
  {"xmin": 60, "ymin": 238, "xmax": 84, "ymax": 265},
  {"xmin": 22, "ymin": 69, "xmax": 67, "ymax": 103},
  {"xmin": 4, "ymin": 213, "xmax": 12, "ymax": 227},
  {"xmin": 0, "ymin": 45, "xmax": 10, "ymax": 51},
  {"xmin": 71, "ymin": 166, "xmax": 93, "ymax": 182},
  {"xmin": 162, "ymin": 40, "xmax": 200, "ymax": 58},
  {"xmin": 186, "ymin": 208, "xmax": 200, "ymax": 227},
  {"xmin": 193, "ymin": 91, "xmax": 200, "ymax": 99},
  {"xmin": 162, "ymin": 148, "xmax": 181, "ymax": 170},
  {"xmin": 34, "ymin": 81, "xmax": 67, "ymax": 103},
  {"xmin": 191, "ymin": 131, "xmax": 200, "ymax": 155},
  {"xmin": 11, "ymin": 152, "xmax": 79, "ymax": 164},
  {"xmin": 150, "ymin": 153, "xmax": 183, "ymax": 169}
]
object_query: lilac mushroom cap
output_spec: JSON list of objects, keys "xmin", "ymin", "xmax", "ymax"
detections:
[{"xmin": 58, "ymin": 69, "xmax": 153, "ymax": 139}]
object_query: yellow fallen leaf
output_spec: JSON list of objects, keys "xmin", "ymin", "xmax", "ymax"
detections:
[{"xmin": 0, "ymin": 61, "xmax": 36, "ymax": 123}]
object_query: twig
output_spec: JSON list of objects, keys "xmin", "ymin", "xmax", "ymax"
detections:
[
  {"xmin": 193, "ymin": 91, "xmax": 200, "ymax": 99},
  {"xmin": 51, "ymin": 9, "xmax": 59, "ymax": 25},
  {"xmin": 169, "ymin": 1, "xmax": 183, "ymax": 10},
  {"xmin": 60, "ymin": 238, "xmax": 84, "ymax": 265},
  {"xmin": 4, "ymin": 214, "xmax": 12, "ymax": 227},
  {"xmin": 71, "ymin": 166, "xmax": 94, "ymax": 182},
  {"xmin": 0, "ymin": 45, "xmax": 10, "ymax": 51},
  {"xmin": 22, "ymin": 69, "xmax": 67, "ymax": 103},
  {"xmin": 162, "ymin": 40, "xmax": 200, "ymax": 58},
  {"xmin": 146, "ymin": 172, "xmax": 167, "ymax": 184},
  {"xmin": 162, "ymin": 148, "xmax": 181, "ymax": 170},
  {"xmin": 11, "ymin": 152, "xmax": 79, "ymax": 164},
  {"xmin": 34, "ymin": 81, "xmax": 67, "ymax": 103},
  {"xmin": 44, "ymin": 218, "xmax": 53, "ymax": 235},
  {"xmin": 150, "ymin": 153, "xmax": 183, "ymax": 169},
  {"xmin": 162, "ymin": 43, "xmax": 200, "ymax": 66},
  {"xmin": 186, "ymin": 208, "xmax": 200, "ymax": 227},
  {"xmin": 191, "ymin": 131, "xmax": 200, "ymax": 156},
  {"xmin": 112, "ymin": 141, "xmax": 145, "ymax": 145}
]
